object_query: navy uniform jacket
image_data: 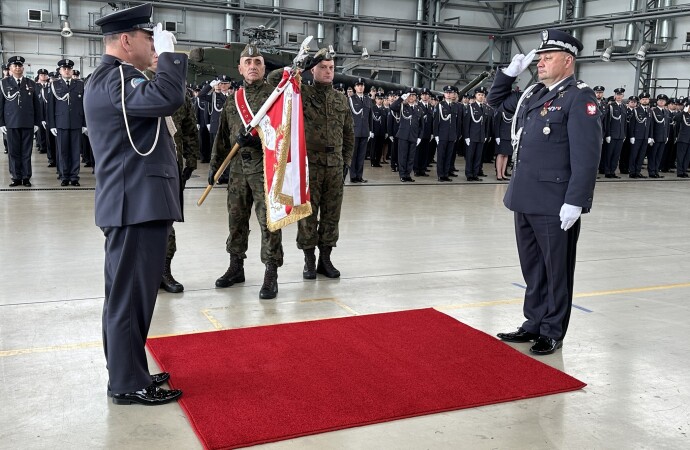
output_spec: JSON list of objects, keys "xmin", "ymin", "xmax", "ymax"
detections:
[
  {"xmin": 433, "ymin": 100, "xmax": 462, "ymax": 141},
  {"xmin": 628, "ymin": 106, "xmax": 651, "ymax": 141},
  {"xmin": 493, "ymin": 109, "xmax": 513, "ymax": 141},
  {"xmin": 387, "ymin": 108, "xmax": 400, "ymax": 137},
  {"xmin": 348, "ymin": 94, "xmax": 373, "ymax": 138},
  {"xmin": 604, "ymin": 102, "xmax": 627, "ymax": 140},
  {"xmin": 37, "ymin": 82, "xmax": 51, "ymax": 124},
  {"xmin": 389, "ymin": 98, "xmax": 423, "ymax": 142},
  {"xmin": 372, "ymin": 104, "xmax": 387, "ymax": 136},
  {"xmin": 649, "ymin": 106, "xmax": 671, "ymax": 142},
  {"xmin": 198, "ymin": 85, "xmax": 227, "ymax": 134},
  {"xmin": 673, "ymin": 111, "xmax": 690, "ymax": 143},
  {"xmin": 0, "ymin": 77, "xmax": 42, "ymax": 128},
  {"xmin": 195, "ymin": 96, "xmax": 209, "ymax": 128},
  {"xmin": 48, "ymin": 78, "xmax": 86, "ymax": 130},
  {"xmin": 419, "ymin": 102, "xmax": 433, "ymax": 138},
  {"xmin": 84, "ymin": 52, "xmax": 187, "ymax": 227},
  {"xmin": 463, "ymin": 102, "xmax": 489, "ymax": 142},
  {"xmin": 487, "ymin": 71, "xmax": 602, "ymax": 216}
]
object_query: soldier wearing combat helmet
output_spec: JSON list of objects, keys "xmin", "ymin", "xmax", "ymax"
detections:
[{"xmin": 268, "ymin": 46, "xmax": 354, "ymax": 279}]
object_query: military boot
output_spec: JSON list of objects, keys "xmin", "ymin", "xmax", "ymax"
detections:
[
  {"xmin": 160, "ymin": 258, "xmax": 184, "ymax": 293},
  {"xmin": 317, "ymin": 245, "xmax": 341, "ymax": 278},
  {"xmin": 215, "ymin": 254, "xmax": 245, "ymax": 288},
  {"xmin": 259, "ymin": 263, "xmax": 278, "ymax": 299},
  {"xmin": 303, "ymin": 248, "xmax": 317, "ymax": 280}
]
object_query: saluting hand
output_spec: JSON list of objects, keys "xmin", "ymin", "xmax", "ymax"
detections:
[
  {"xmin": 502, "ymin": 49, "xmax": 537, "ymax": 78},
  {"xmin": 153, "ymin": 23, "xmax": 177, "ymax": 55}
]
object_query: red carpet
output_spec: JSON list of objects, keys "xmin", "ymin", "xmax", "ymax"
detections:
[{"xmin": 147, "ymin": 308, "xmax": 585, "ymax": 449}]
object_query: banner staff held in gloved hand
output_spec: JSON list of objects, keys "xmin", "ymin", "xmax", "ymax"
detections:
[{"xmin": 487, "ymin": 29, "xmax": 602, "ymax": 356}]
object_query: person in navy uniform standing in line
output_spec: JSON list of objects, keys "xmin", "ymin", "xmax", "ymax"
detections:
[
  {"xmin": 48, "ymin": 59, "xmax": 87, "ymax": 186},
  {"xmin": 487, "ymin": 29, "xmax": 601, "ymax": 355},
  {"xmin": 433, "ymin": 85, "xmax": 462, "ymax": 182},
  {"xmin": 627, "ymin": 92, "xmax": 652, "ymax": 178},
  {"xmin": 348, "ymin": 78, "xmax": 374, "ymax": 183},
  {"xmin": 0, "ymin": 56, "xmax": 41, "ymax": 187},
  {"xmin": 602, "ymin": 87, "xmax": 627, "ymax": 178},
  {"xmin": 84, "ymin": 3, "xmax": 186, "ymax": 405},
  {"xmin": 647, "ymin": 94, "xmax": 672, "ymax": 178},
  {"xmin": 463, "ymin": 87, "xmax": 489, "ymax": 181},
  {"xmin": 390, "ymin": 87, "xmax": 423, "ymax": 182}
]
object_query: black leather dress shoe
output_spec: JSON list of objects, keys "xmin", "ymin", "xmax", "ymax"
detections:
[
  {"xmin": 530, "ymin": 336, "xmax": 563, "ymax": 355},
  {"xmin": 48, "ymin": 162, "xmax": 56, "ymax": 167},
  {"xmin": 497, "ymin": 327, "xmax": 539, "ymax": 343},
  {"xmin": 71, "ymin": 180, "xmax": 80, "ymax": 186},
  {"xmin": 107, "ymin": 372, "xmax": 171, "ymax": 397},
  {"xmin": 629, "ymin": 173, "xmax": 638, "ymax": 178},
  {"xmin": 637, "ymin": 174, "xmax": 647, "ymax": 179},
  {"xmin": 22, "ymin": 179, "xmax": 31, "ymax": 187},
  {"xmin": 61, "ymin": 180, "xmax": 69, "ymax": 186},
  {"xmin": 358, "ymin": 177, "xmax": 368, "ymax": 183},
  {"xmin": 9, "ymin": 180, "xmax": 21, "ymax": 187},
  {"xmin": 112, "ymin": 384, "xmax": 182, "ymax": 406}
]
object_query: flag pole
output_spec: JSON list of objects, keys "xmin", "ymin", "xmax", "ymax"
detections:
[{"xmin": 197, "ymin": 36, "xmax": 313, "ymax": 207}]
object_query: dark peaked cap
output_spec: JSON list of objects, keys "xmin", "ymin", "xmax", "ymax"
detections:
[
  {"xmin": 535, "ymin": 29, "xmax": 583, "ymax": 57},
  {"xmin": 95, "ymin": 3, "xmax": 155, "ymax": 35}
]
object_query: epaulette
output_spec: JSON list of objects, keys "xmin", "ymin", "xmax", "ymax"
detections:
[{"xmin": 577, "ymin": 81, "xmax": 588, "ymax": 89}]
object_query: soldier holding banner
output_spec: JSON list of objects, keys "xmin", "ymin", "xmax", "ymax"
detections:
[{"xmin": 210, "ymin": 44, "xmax": 283, "ymax": 300}]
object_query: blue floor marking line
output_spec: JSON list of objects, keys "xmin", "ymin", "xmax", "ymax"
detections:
[{"xmin": 513, "ymin": 282, "xmax": 593, "ymax": 313}]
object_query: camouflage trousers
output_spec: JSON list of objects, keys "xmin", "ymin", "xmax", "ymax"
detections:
[
  {"xmin": 297, "ymin": 164, "xmax": 343, "ymax": 250},
  {"xmin": 166, "ymin": 225, "xmax": 176, "ymax": 260},
  {"xmin": 226, "ymin": 171, "xmax": 284, "ymax": 266}
]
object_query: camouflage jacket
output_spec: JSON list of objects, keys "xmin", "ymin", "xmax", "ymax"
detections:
[
  {"xmin": 269, "ymin": 69, "xmax": 354, "ymax": 167},
  {"xmin": 172, "ymin": 93, "xmax": 199, "ymax": 171},
  {"xmin": 211, "ymin": 79, "xmax": 273, "ymax": 175}
]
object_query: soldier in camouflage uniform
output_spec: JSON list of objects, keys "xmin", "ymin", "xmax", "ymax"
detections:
[
  {"xmin": 269, "ymin": 48, "xmax": 354, "ymax": 279},
  {"xmin": 210, "ymin": 44, "xmax": 283, "ymax": 299},
  {"xmin": 145, "ymin": 58, "xmax": 199, "ymax": 293}
]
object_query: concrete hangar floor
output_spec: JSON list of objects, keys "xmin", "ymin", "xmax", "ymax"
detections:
[{"xmin": 1, "ymin": 150, "xmax": 688, "ymax": 449}]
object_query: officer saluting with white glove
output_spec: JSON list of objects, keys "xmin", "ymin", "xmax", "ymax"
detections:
[
  {"xmin": 487, "ymin": 29, "xmax": 602, "ymax": 355},
  {"xmin": 84, "ymin": 3, "xmax": 187, "ymax": 405}
]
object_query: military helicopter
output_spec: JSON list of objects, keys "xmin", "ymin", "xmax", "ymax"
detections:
[{"xmin": 186, "ymin": 25, "xmax": 489, "ymax": 95}]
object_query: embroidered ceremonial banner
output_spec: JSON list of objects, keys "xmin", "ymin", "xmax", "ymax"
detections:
[{"xmin": 254, "ymin": 68, "xmax": 311, "ymax": 231}]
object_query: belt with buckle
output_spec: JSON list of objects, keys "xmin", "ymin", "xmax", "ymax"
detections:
[
  {"xmin": 241, "ymin": 152, "xmax": 252, "ymax": 161},
  {"xmin": 324, "ymin": 146, "xmax": 335, "ymax": 153}
]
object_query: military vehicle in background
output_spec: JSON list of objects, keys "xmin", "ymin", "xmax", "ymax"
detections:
[{"xmin": 186, "ymin": 25, "xmax": 489, "ymax": 95}]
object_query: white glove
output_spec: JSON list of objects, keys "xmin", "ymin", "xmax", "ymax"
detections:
[
  {"xmin": 502, "ymin": 49, "xmax": 537, "ymax": 77},
  {"xmin": 0, "ymin": 126, "xmax": 5, "ymax": 134},
  {"xmin": 389, "ymin": 136, "xmax": 394, "ymax": 142},
  {"xmin": 630, "ymin": 137, "xmax": 635, "ymax": 144},
  {"xmin": 495, "ymin": 137, "xmax": 501, "ymax": 145},
  {"xmin": 196, "ymin": 124, "xmax": 200, "ymax": 130},
  {"xmin": 559, "ymin": 203, "xmax": 582, "ymax": 231},
  {"xmin": 465, "ymin": 138, "xmax": 470, "ymax": 146},
  {"xmin": 206, "ymin": 124, "xmax": 211, "ymax": 131},
  {"xmin": 605, "ymin": 136, "xmax": 611, "ymax": 143},
  {"xmin": 385, "ymin": 133, "xmax": 388, "ymax": 139},
  {"xmin": 153, "ymin": 23, "xmax": 176, "ymax": 55},
  {"xmin": 82, "ymin": 127, "xmax": 88, "ymax": 135},
  {"xmin": 485, "ymin": 137, "xmax": 489, "ymax": 143},
  {"xmin": 369, "ymin": 131, "xmax": 374, "ymax": 139},
  {"xmin": 435, "ymin": 136, "xmax": 439, "ymax": 144},
  {"xmin": 416, "ymin": 138, "xmax": 421, "ymax": 145},
  {"xmin": 401, "ymin": 93, "xmax": 410, "ymax": 101},
  {"xmin": 209, "ymin": 80, "xmax": 220, "ymax": 88},
  {"xmin": 430, "ymin": 134, "xmax": 434, "ymax": 140},
  {"xmin": 41, "ymin": 121, "xmax": 47, "ymax": 129},
  {"xmin": 34, "ymin": 125, "xmax": 39, "ymax": 133},
  {"xmin": 666, "ymin": 138, "xmax": 668, "ymax": 143},
  {"xmin": 50, "ymin": 128, "xmax": 58, "ymax": 137},
  {"xmin": 648, "ymin": 138, "xmax": 654, "ymax": 145}
]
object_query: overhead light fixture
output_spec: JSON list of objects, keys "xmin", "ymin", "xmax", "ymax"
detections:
[
  {"xmin": 60, "ymin": 20, "xmax": 73, "ymax": 38},
  {"xmin": 361, "ymin": 47, "xmax": 369, "ymax": 60},
  {"xmin": 601, "ymin": 47, "xmax": 613, "ymax": 62},
  {"xmin": 635, "ymin": 43, "xmax": 650, "ymax": 61}
]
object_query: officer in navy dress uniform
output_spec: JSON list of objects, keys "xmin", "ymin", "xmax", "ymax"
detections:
[
  {"xmin": 348, "ymin": 77, "xmax": 373, "ymax": 182},
  {"xmin": 488, "ymin": 29, "xmax": 602, "ymax": 355},
  {"xmin": 593, "ymin": 86, "xmax": 607, "ymax": 174},
  {"xmin": 194, "ymin": 83, "xmax": 212, "ymax": 162},
  {"xmin": 602, "ymin": 87, "xmax": 627, "ymax": 178},
  {"xmin": 628, "ymin": 92, "xmax": 652, "ymax": 178},
  {"xmin": 390, "ymin": 87, "xmax": 424, "ymax": 182},
  {"xmin": 414, "ymin": 88, "xmax": 433, "ymax": 177},
  {"xmin": 34, "ymin": 69, "xmax": 50, "ymax": 156},
  {"xmin": 84, "ymin": 3, "xmax": 185, "ymax": 405},
  {"xmin": 463, "ymin": 87, "xmax": 489, "ymax": 181},
  {"xmin": 673, "ymin": 99, "xmax": 690, "ymax": 177},
  {"xmin": 660, "ymin": 97, "xmax": 680, "ymax": 173},
  {"xmin": 0, "ymin": 56, "xmax": 42, "ymax": 186},
  {"xmin": 433, "ymin": 85, "xmax": 462, "ymax": 181},
  {"xmin": 48, "ymin": 59, "xmax": 87, "ymax": 186},
  {"xmin": 370, "ymin": 93, "xmax": 387, "ymax": 166},
  {"xmin": 492, "ymin": 107, "xmax": 513, "ymax": 181},
  {"xmin": 648, "ymin": 94, "xmax": 672, "ymax": 178},
  {"xmin": 198, "ymin": 75, "xmax": 231, "ymax": 181},
  {"xmin": 386, "ymin": 91, "xmax": 401, "ymax": 172}
]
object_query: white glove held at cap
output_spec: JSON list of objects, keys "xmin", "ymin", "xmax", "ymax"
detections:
[
  {"xmin": 34, "ymin": 125, "xmax": 39, "ymax": 133},
  {"xmin": 82, "ymin": 127, "xmax": 88, "ymax": 135},
  {"xmin": 605, "ymin": 136, "xmax": 611, "ymax": 143},
  {"xmin": 502, "ymin": 49, "xmax": 537, "ymax": 78},
  {"xmin": 435, "ymin": 136, "xmax": 439, "ymax": 144},
  {"xmin": 559, "ymin": 203, "xmax": 582, "ymax": 231},
  {"xmin": 465, "ymin": 138, "xmax": 470, "ymax": 146},
  {"xmin": 401, "ymin": 93, "xmax": 410, "ymax": 101},
  {"xmin": 209, "ymin": 80, "xmax": 220, "ymax": 88},
  {"xmin": 495, "ymin": 137, "xmax": 501, "ymax": 145},
  {"xmin": 630, "ymin": 137, "xmax": 635, "ymax": 144},
  {"xmin": 50, "ymin": 128, "xmax": 58, "ymax": 137},
  {"xmin": 153, "ymin": 23, "xmax": 176, "ymax": 55},
  {"xmin": 648, "ymin": 138, "xmax": 654, "ymax": 145},
  {"xmin": 416, "ymin": 138, "xmax": 421, "ymax": 145}
]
